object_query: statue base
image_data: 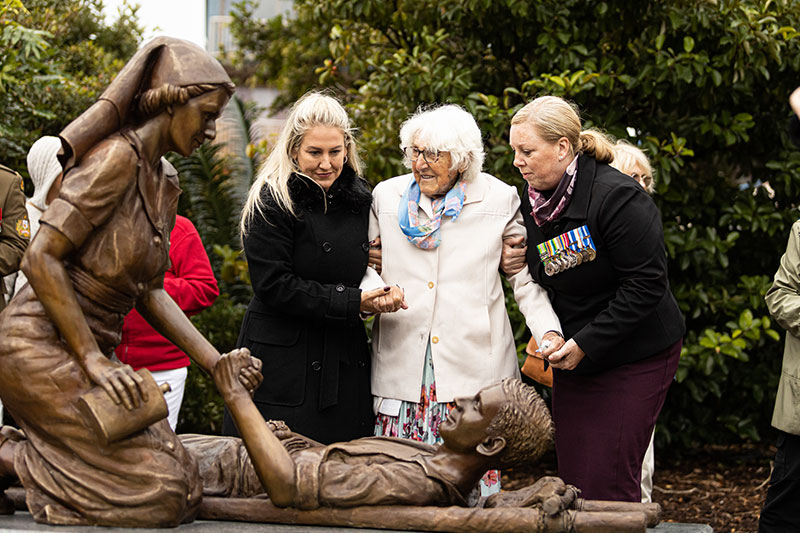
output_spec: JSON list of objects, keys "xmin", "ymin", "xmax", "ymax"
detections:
[{"xmin": 1, "ymin": 487, "xmax": 712, "ymax": 532}]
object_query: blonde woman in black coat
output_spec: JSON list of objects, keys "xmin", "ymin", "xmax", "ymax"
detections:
[{"xmin": 226, "ymin": 92, "xmax": 406, "ymax": 444}]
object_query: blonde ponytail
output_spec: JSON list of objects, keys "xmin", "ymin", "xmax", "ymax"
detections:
[{"xmin": 578, "ymin": 129, "xmax": 615, "ymax": 164}]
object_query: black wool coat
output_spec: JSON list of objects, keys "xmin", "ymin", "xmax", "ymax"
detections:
[
  {"xmin": 223, "ymin": 166, "xmax": 375, "ymax": 444},
  {"xmin": 522, "ymin": 153, "xmax": 685, "ymax": 375}
]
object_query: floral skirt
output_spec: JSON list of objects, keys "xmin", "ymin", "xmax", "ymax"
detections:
[{"xmin": 374, "ymin": 341, "xmax": 500, "ymax": 496}]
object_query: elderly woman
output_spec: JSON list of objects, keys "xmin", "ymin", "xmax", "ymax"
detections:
[
  {"xmin": 612, "ymin": 140, "xmax": 655, "ymax": 194},
  {"xmin": 12, "ymin": 136, "xmax": 63, "ymax": 296},
  {"xmin": 610, "ymin": 140, "xmax": 658, "ymax": 503},
  {"xmin": 228, "ymin": 92, "xmax": 405, "ymax": 446},
  {"xmin": 370, "ymin": 104, "xmax": 563, "ymax": 495},
  {"xmin": 0, "ymin": 38, "xmax": 261, "ymax": 527},
  {"xmin": 502, "ymin": 96, "xmax": 685, "ymax": 502}
]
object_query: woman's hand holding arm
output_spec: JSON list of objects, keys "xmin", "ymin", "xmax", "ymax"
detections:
[
  {"xmin": 23, "ymin": 225, "xmax": 147, "ymax": 409},
  {"xmin": 501, "ymin": 236, "xmax": 527, "ymax": 276},
  {"xmin": 368, "ymin": 236, "xmax": 382, "ymax": 273}
]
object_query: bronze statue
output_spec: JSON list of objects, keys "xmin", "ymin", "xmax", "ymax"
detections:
[
  {"xmin": 0, "ymin": 37, "xmax": 261, "ymax": 527},
  {"xmin": 181, "ymin": 350, "xmax": 659, "ymax": 532},
  {"xmin": 0, "ymin": 36, "xmax": 658, "ymax": 532}
]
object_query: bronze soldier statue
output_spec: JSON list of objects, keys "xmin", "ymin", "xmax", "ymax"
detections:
[{"xmin": 0, "ymin": 163, "xmax": 29, "ymax": 313}]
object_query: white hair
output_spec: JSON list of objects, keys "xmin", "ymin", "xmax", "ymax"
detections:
[
  {"xmin": 610, "ymin": 140, "xmax": 655, "ymax": 194},
  {"xmin": 398, "ymin": 104, "xmax": 485, "ymax": 182}
]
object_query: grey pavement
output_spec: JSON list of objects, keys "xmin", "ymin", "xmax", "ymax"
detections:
[{"xmin": 0, "ymin": 512, "xmax": 712, "ymax": 532}]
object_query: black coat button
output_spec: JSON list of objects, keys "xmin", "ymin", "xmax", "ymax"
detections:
[
  {"xmin": 311, "ymin": 361, "xmax": 322, "ymax": 371},
  {"xmin": 361, "ymin": 242, "xmax": 370, "ymax": 252},
  {"xmin": 358, "ymin": 360, "xmax": 366, "ymax": 368},
  {"xmin": 335, "ymin": 284, "xmax": 345, "ymax": 292},
  {"xmin": 322, "ymin": 242, "xmax": 332, "ymax": 252}
]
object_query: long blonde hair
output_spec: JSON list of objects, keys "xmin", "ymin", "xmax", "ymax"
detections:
[
  {"xmin": 511, "ymin": 95, "xmax": 615, "ymax": 164},
  {"xmin": 240, "ymin": 92, "xmax": 363, "ymax": 236}
]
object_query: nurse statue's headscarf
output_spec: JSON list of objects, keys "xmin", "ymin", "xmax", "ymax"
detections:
[{"xmin": 58, "ymin": 37, "xmax": 235, "ymax": 173}]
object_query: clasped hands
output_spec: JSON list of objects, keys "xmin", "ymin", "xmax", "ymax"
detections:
[
  {"xmin": 360, "ymin": 285, "xmax": 408, "ymax": 314},
  {"xmin": 85, "ymin": 347, "xmax": 263, "ymax": 411}
]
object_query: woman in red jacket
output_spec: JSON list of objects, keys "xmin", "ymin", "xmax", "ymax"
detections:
[{"xmin": 115, "ymin": 214, "xmax": 219, "ymax": 430}]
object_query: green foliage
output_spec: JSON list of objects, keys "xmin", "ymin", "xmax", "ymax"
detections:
[
  {"xmin": 0, "ymin": 0, "xmax": 143, "ymax": 182},
  {"xmin": 230, "ymin": 0, "xmax": 800, "ymax": 449}
]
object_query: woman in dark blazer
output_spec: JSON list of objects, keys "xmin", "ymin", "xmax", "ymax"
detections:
[
  {"xmin": 225, "ymin": 92, "xmax": 405, "ymax": 444},
  {"xmin": 502, "ymin": 96, "xmax": 685, "ymax": 502}
]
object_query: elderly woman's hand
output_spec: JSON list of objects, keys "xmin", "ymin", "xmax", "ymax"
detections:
[
  {"xmin": 360, "ymin": 286, "xmax": 408, "ymax": 314},
  {"xmin": 501, "ymin": 236, "xmax": 527, "ymax": 276},
  {"xmin": 547, "ymin": 338, "xmax": 586, "ymax": 371},
  {"xmin": 538, "ymin": 330, "xmax": 566, "ymax": 359}
]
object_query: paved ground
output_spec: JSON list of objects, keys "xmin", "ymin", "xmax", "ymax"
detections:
[{"xmin": 0, "ymin": 512, "xmax": 712, "ymax": 532}]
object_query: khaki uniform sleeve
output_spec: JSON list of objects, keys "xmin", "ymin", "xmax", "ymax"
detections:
[
  {"xmin": 766, "ymin": 220, "xmax": 800, "ymax": 338},
  {"xmin": 0, "ymin": 168, "xmax": 30, "ymax": 277}
]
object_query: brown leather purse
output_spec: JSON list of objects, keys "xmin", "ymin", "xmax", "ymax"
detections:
[{"xmin": 521, "ymin": 337, "xmax": 553, "ymax": 387}]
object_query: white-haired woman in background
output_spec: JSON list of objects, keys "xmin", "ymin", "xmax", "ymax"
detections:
[
  {"xmin": 12, "ymin": 136, "xmax": 63, "ymax": 296},
  {"xmin": 227, "ymin": 91, "xmax": 406, "ymax": 445},
  {"xmin": 610, "ymin": 139, "xmax": 657, "ymax": 503},
  {"xmin": 369, "ymin": 104, "xmax": 564, "ymax": 495},
  {"xmin": 612, "ymin": 140, "xmax": 655, "ymax": 194}
]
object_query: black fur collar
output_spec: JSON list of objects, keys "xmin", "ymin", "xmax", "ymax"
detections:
[{"xmin": 288, "ymin": 165, "xmax": 373, "ymax": 211}]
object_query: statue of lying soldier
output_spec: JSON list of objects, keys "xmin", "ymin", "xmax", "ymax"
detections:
[
  {"xmin": 186, "ymin": 348, "xmax": 554, "ymax": 509},
  {"xmin": 2, "ymin": 349, "xmax": 658, "ymax": 531},
  {"xmin": 186, "ymin": 350, "xmax": 659, "ymax": 532}
]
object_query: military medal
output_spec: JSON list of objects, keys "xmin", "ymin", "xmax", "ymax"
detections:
[{"xmin": 536, "ymin": 225, "xmax": 597, "ymax": 276}]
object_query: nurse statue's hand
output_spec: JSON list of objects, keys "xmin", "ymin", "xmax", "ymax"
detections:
[
  {"xmin": 239, "ymin": 353, "xmax": 263, "ymax": 396},
  {"xmin": 547, "ymin": 338, "xmax": 586, "ymax": 371},
  {"xmin": 84, "ymin": 351, "xmax": 147, "ymax": 410}
]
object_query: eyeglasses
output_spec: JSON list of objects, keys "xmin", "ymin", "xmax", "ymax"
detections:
[{"xmin": 403, "ymin": 146, "xmax": 441, "ymax": 165}]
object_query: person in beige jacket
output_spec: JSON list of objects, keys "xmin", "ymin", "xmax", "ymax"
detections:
[
  {"xmin": 759, "ymin": 88, "xmax": 800, "ymax": 533},
  {"xmin": 369, "ymin": 104, "xmax": 563, "ymax": 496}
]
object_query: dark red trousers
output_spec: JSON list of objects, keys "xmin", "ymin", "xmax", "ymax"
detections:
[{"xmin": 552, "ymin": 340, "xmax": 681, "ymax": 501}]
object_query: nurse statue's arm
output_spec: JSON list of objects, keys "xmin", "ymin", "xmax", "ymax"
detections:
[
  {"xmin": 136, "ymin": 281, "xmax": 262, "ymax": 394},
  {"xmin": 23, "ymin": 224, "xmax": 147, "ymax": 410}
]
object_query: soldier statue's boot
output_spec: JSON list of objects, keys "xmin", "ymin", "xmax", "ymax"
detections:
[{"xmin": 0, "ymin": 425, "xmax": 24, "ymax": 515}]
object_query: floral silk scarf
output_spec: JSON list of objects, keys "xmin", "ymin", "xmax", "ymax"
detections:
[
  {"xmin": 528, "ymin": 155, "xmax": 579, "ymax": 226},
  {"xmin": 398, "ymin": 177, "xmax": 467, "ymax": 249}
]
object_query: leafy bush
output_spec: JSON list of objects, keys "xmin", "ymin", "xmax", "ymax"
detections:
[{"xmin": 228, "ymin": 0, "xmax": 800, "ymax": 450}]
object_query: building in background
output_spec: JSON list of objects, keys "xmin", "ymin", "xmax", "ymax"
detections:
[{"xmin": 206, "ymin": 0, "xmax": 291, "ymax": 160}]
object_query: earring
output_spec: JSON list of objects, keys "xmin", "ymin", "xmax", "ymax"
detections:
[{"xmin": 343, "ymin": 155, "xmax": 348, "ymax": 164}]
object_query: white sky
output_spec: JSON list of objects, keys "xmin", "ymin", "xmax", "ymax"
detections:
[{"xmin": 102, "ymin": 0, "xmax": 207, "ymax": 48}]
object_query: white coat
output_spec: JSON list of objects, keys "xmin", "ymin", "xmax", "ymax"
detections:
[{"xmin": 369, "ymin": 172, "xmax": 561, "ymax": 403}]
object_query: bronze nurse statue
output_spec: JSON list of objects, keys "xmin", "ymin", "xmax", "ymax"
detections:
[{"xmin": 0, "ymin": 37, "xmax": 261, "ymax": 527}]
